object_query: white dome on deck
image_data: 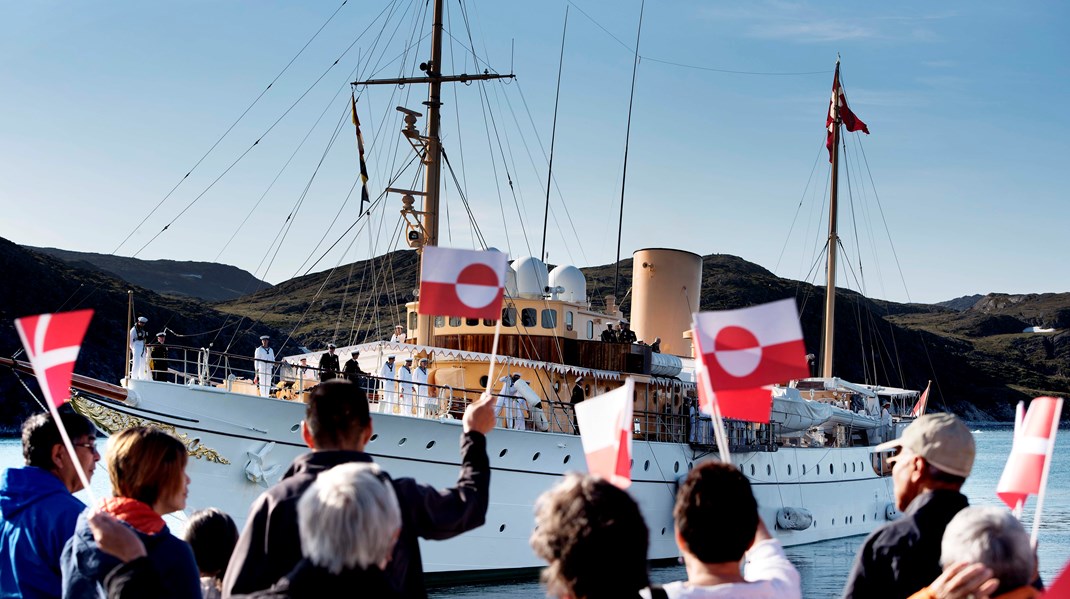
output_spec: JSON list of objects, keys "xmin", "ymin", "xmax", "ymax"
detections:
[
  {"xmin": 548, "ymin": 265, "xmax": 586, "ymax": 303},
  {"xmin": 512, "ymin": 257, "xmax": 549, "ymax": 299}
]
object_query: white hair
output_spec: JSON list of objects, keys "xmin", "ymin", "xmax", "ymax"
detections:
[
  {"xmin": 297, "ymin": 462, "xmax": 401, "ymax": 573},
  {"xmin": 940, "ymin": 506, "xmax": 1034, "ymax": 593}
]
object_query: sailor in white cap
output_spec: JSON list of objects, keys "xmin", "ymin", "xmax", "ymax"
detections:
[
  {"xmin": 398, "ymin": 358, "xmax": 415, "ymax": 415},
  {"xmin": 254, "ymin": 335, "xmax": 275, "ymax": 397},
  {"xmin": 378, "ymin": 355, "xmax": 397, "ymax": 413},
  {"xmin": 414, "ymin": 357, "xmax": 432, "ymax": 417},
  {"xmin": 128, "ymin": 316, "xmax": 150, "ymax": 380},
  {"xmin": 389, "ymin": 324, "xmax": 407, "ymax": 344}
]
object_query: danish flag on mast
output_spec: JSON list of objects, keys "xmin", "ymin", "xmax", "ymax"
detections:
[
  {"xmin": 996, "ymin": 396, "xmax": 1063, "ymax": 510},
  {"xmin": 693, "ymin": 299, "xmax": 810, "ymax": 423},
  {"xmin": 575, "ymin": 378, "xmax": 635, "ymax": 489},
  {"xmin": 418, "ymin": 247, "xmax": 507, "ymax": 321},
  {"xmin": 14, "ymin": 310, "xmax": 94, "ymax": 408}
]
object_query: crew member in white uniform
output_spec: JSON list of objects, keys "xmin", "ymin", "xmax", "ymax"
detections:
[
  {"xmin": 254, "ymin": 335, "xmax": 275, "ymax": 397},
  {"xmin": 389, "ymin": 325, "xmax": 407, "ymax": 344},
  {"xmin": 494, "ymin": 373, "xmax": 528, "ymax": 430},
  {"xmin": 879, "ymin": 401, "xmax": 893, "ymax": 443},
  {"xmin": 128, "ymin": 316, "xmax": 150, "ymax": 380},
  {"xmin": 378, "ymin": 356, "xmax": 397, "ymax": 413},
  {"xmin": 413, "ymin": 358, "xmax": 432, "ymax": 417},
  {"xmin": 397, "ymin": 358, "xmax": 415, "ymax": 415}
]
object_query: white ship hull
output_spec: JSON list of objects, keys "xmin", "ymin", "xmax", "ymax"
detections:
[{"xmin": 74, "ymin": 378, "xmax": 896, "ymax": 576}]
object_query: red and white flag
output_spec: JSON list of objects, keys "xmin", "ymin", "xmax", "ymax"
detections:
[
  {"xmin": 418, "ymin": 246, "xmax": 507, "ymax": 321},
  {"xmin": 575, "ymin": 378, "xmax": 634, "ymax": 489},
  {"xmin": 14, "ymin": 310, "xmax": 94, "ymax": 408},
  {"xmin": 996, "ymin": 396, "xmax": 1063, "ymax": 510},
  {"xmin": 1045, "ymin": 556, "xmax": 1070, "ymax": 599},
  {"xmin": 910, "ymin": 380, "xmax": 932, "ymax": 418},
  {"xmin": 692, "ymin": 298, "xmax": 810, "ymax": 423},
  {"xmin": 827, "ymin": 62, "xmax": 869, "ymax": 163}
]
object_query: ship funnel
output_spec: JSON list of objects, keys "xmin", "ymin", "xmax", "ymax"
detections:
[{"xmin": 630, "ymin": 248, "xmax": 702, "ymax": 357}]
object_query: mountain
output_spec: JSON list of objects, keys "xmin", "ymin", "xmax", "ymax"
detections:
[
  {"xmin": 0, "ymin": 238, "xmax": 287, "ymax": 434},
  {"xmin": 936, "ymin": 294, "xmax": 984, "ymax": 311},
  {"xmin": 29, "ymin": 247, "xmax": 268, "ymax": 302}
]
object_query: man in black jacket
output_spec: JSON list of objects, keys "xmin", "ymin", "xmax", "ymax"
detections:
[
  {"xmin": 318, "ymin": 344, "xmax": 340, "ymax": 382},
  {"xmin": 841, "ymin": 413, "xmax": 975, "ymax": 599},
  {"xmin": 222, "ymin": 380, "xmax": 494, "ymax": 598}
]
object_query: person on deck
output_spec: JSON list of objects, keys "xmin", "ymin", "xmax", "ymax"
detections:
[
  {"xmin": 879, "ymin": 401, "xmax": 893, "ymax": 443},
  {"xmin": 413, "ymin": 358, "xmax": 432, "ymax": 417},
  {"xmin": 569, "ymin": 377, "xmax": 586, "ymax": 434},
  {"xmin": 318, "ymin": 344, "xmax": 340, "ymax": 382},
  {"xmin": 654, "ymin": 461, "xmax": 801, "ymax": 599},
  {"xmin": 149, "ymin": 332, "xmax": 170, "ymax": 382},
  {"xmin": 129, "ymin": 316, "xmax": 150, "ymax": 380},
  {"xmin": 600, "ymin": 323, "xmax": 618, "ymax": 343},
  {"xmin": 842, "ymin": 413, "xmax": 976, "ymax": 599},
  {"xmin": 494, "ymin": 374, "xmax": 527, "ymax": 430},
  {"xmin": 1, "ymin": 411, "xmax": 99, "ymax": 599},
  {"xmin": 377, "ymin": 356, "xmax": 397, "ymax": 414},
  {"xmin": 254, "ymin": 336, "xmax": 275, "ymax": 397},
  {"xmin": 342, "ymin": 351, "xmax": 366, "ymax": 387},
  {"xmin": 398, "ymin": 358, "xmax": 415, "ymax": 415},
  {"xmin": 617, "ymin": 321, "xmax": 637, "ymax": 345},
  {"xmin": 650, "ymin": 337, "xmax": 662, "ymax": 353},
  {"xmin": 222, "ymin": 380, "xmax": 494, "ymax": 598},
  {"xmin": 389, "ymin": 325, "xmax": 406, "ymax": 344}
]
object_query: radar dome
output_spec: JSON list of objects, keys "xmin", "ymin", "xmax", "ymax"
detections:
[
  {"xmin": 548, "ymin": 265, "xmax": 586, "ymax": 302},
  {"xmin": 512, "ymin": 257, "xmax": 549, "ymax": 299}
]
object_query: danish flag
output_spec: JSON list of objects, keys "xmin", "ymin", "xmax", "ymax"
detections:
[
  {"xmin": 693, "ymin": 299, "xmax": 810, "ymax": 423},
  {"xmin": 418, "ymin": 246, "xmax": 507, "ymax": 321},
  {"xmin": 827, "ymin": 61, "xmax": 869, "ymax": 163},
  {"xmin": 575, "ymin": 378, "xmax": 634, "ymax": 489},
  {"xmin": 14, "ymin": 310, "xmax": 94, "ymax": 408},
  {"xmin": 996, "ymin": 396, "xmax": 1063, "ymax": 510}
]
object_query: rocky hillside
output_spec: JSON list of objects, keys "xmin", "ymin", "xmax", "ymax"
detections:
[{"xmin": 30, "ymin": 246, "xmax": 268, "ymax": 302}]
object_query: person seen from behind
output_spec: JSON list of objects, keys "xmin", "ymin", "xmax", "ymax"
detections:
[
  {"xmin": 530, "ymin": 473, "xmax": 656, "ymax": 599},
  {"xmin": 1, "ymin": 410, "xmax": 98, "ymax": 599},
  {"xmin": 61, "ymin": 426, "xmax": 200, "ymax": 598},
  {"xmin": 908, "ymin": 506, "xmax": 1039, "ymax": 599},
  {"xmin": 184, "ymin": 508, "xmax": 239, "ymax": 599},
  {"xmin": 655, "ymin": 461, "xmax": 800, "ymax": 598},
  {"xmin": 842, "ymin": 413, "xmax": 976, "ymax": 599}
]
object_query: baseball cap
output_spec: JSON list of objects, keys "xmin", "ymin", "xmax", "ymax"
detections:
[
  {"xmin": 875, "ymin": 413, "xmax": 975, "ymax": 477},
  {"xmin": 260, "ymin": 335, "xmax": 270, "ymax": 340}
]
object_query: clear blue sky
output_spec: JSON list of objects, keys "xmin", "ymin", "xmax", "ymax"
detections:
[{"xmin": 2, "ymin": 1, "xmax": 1067, "ymax": 304}]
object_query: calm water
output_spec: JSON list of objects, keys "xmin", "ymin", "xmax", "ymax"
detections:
[{"xmin": 2, "ymin": 425, "xmax": 1067, "ymax": 598}]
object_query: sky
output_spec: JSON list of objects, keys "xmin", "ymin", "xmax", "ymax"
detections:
[{"xmin": 2, "ymin": 0, "xmax": 1067, "ymax": 305}]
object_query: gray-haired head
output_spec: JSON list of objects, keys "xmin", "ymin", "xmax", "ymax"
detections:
[
  {"xmin": 940, "ymin": 506, "xmax": 1034, "ymax": 594},
  {"xmin": 298, "ymin": 462, "xmax": 400, "ymax": 573}
]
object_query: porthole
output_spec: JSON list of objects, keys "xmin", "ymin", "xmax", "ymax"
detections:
[
  {"xmin": 499, "ymin": 449, "xmax": 508, "ymax": 458},
  {"xmin": 479, "ymin": 375, "xmax": 489, "ymax": 388},
  {"xmin": 426, "ymin": 440, "xmax": 436, "ymax": 449},
  {"xmin": 863, "ymin": 514, "xmax": 866, "ymax": 522},
  {"xmin": 673, "ymin": 461, "xmax": 680, "ymax": 473},
  {"xmin": 532, "ymin": 452, "xmax": 541, "ymax": 461},
  {"xmin": 660, "ymin": 527, "xmax": 667, "ymax": 535},
  {"xmin": 290, "ymin": 424, "xmax": 300, "ymax": 432},
  {"xmin": 398, "ymin": 437, "xmax": 407, "ymax": 446},
  {"xmin": 750, "ymin": 464, "xmax": 755, "ymax": 476},
  {"xmin": 499, "ymin": 524, "xmax": 506, "ymax": 532},
  {"xmin": 817, "ymin": 464, "xmax": 821, "ymax": 475},
  {"xmin": 843, "ymin": 462, "xmax": 847, "ymax": 473},
  {"xmin": 644, "ymin": 460, "xmax": 650, "ymax": 471},
  {"xmin": 766, "ymin": 464, "xmax": 771, "ymax": 476},
  {"xmin": 787, "ymin": 465, "xmax": 792, "ymax": 476},
  {"xmin": 832, "ymin": 519, "xmax": 836, "ymax": 526},
  {"xmin": 369, "ymin": 434, "xmax": 378, "ymax": 442},
  {"xmin": 803, "ymin": 464, "xmax": 807, "ymax": 475},
  {"xmin": 852, "ymin": 462, "xmax": 857, "ymax": 473},
  {"xmin": 687, "ymin": 462, "xmax": 693, "ymax": 471},
  {"xmin": 630, "ymin": 459, "xmax": 634, "ymax": 467},
  {"xmin": 563, "ymin": 455, "xmax": 571, "ymax": 464},
  {"xmin": 830, "ymin": 465, "xmax": 835, "ymax": 477}
]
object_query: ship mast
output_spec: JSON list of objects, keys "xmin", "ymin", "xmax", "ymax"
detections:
[
  {"xmin": 821, "ymin": 61, "xmax": 843, "ymax": 379},
  {"xmin": 352, "ymin": 0, "xmax": 512, "ymax": 346}
]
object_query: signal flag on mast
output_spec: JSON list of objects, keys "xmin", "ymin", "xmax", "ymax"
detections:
[{"xmin": 351, "ymin": 92, "xmax": 371, "ymax": 215}]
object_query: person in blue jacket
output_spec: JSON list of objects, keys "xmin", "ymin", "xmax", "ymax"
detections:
[
  {"xmin": 1, "ymin": 410, "xmax": 99, "ymax": 599},
  {"xmin": 60, "ymin": 426, "xmax": 200, "ymax": 599}
]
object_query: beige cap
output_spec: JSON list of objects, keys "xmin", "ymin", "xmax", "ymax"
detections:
[{"xmin": 876, "ymin": 413, "xmax": 975, "ymax": 477}]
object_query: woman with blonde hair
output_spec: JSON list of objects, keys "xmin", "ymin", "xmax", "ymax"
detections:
[{"xmin": 61, "ymin": 426, "xmax": 200, "ymax": 598}]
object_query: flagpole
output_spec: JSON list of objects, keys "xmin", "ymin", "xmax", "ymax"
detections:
[
  {"xmin": 486, "ymin": 318, "xmax": 504, "ymax": 396},
  {"xmin": 124, "ymin": 291, "xmax": 132, "ymax": 383},
  {"xmin": 45, "ymin": 400, "xmax": 98, "ymax": 506},
  {"xmin": 1030, "ymin": 397, "xmax": 1063, "ymax": 545}
]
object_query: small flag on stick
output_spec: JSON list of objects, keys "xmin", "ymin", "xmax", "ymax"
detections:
[
  {"xmin": 909, "ymin": 380, "xmax": 932, "ymax": 418},
  {"xmin": 351, "ymin": 92, "xmax": 371, "ymax": 215},
  {"xmin": 14, "ymin": 310, "xmax": 97, "ymax": 503},
  {"xmin": 692, "ymin": 298, "xmax": 810, "ymax": 423},
  {"xmin": 575, "ymin": 378, "xmax": 634, "ymax": 489},
  {"xmin": 997, "ymin": 396, "xmax": 1063, "ymax": 545},
  {"xmin": 418, "ymin": 246, "xmax": 507, "ymax": 321},
  {"xmin": 826, "ymin": 61, "xmax": 869, "ymax": 163}
]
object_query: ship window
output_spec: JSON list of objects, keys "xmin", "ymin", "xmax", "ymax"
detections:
[
  {"xmin": 817, "ymin": 464, "xmax": 821, "ymax": 474},
  {"xmin": 499, "ymin": 524, "xmax": 506, "ymax": 532},
  {"xmin": 434, "ymin": 316, "xmax": 445, "ymax": 327},
  {"xmin": 499, "ymin": 449, "xmax": 507, "ymax": 457},
  {"xmin": 426, "ymin": 441, "xmax": 435, "ymax": 449},
  {"xmin": 565, "ymin": 311, "xmax": 574, "ymax": 331},
  {"xmin": 521, "ymin": 308, "xmax": 537, "ymax": 327},
  {"xmin": 586, "ymin": 320, "xmax": 594, "ymax": 339},
  {"xmin": 852, "ymin": 462, "xmax": 857, "ymax": 473},
  {"xmin": 466, "ymin": 318, "xmax": 479, "ymax": 326},
  {"xmin": 673, "ymin": 461, "xmax": 680, "ymax": 473},
  {"xmin": 541, "ymin": 309, "xmax": 557, "ymax": 329},
  {"xmin": 767, "ymin": 464, "xmax": 772, "ymax": 476},
  {"xmin": 787, "ymin": 464, "xmax": 792, "ymax": 476},
  {"xmin": 532, "ymin": 452, "xmax": 541, "ymax": 461},
  {"xmin": 409, "ymin": 312, "xmax": 418, "ymax": 329},
  {"xmin": 449, "ymin": 316, "xmax": 462, "ymax": 327},
  {"xmin": 502, "ymin": 307, "xmax": 517, "ymax": 327},
  {"xmin": 563, "ymin": 455, "xmax": 571, "ymax": 464},
  {"xmin": 750, "ymin": 464, "xmax": 755, "ymax": 476},
  {"xmin": 479, "ymin": 375, "xmax": 488, "ymax": 388},
  {"xmin": 803, "ymin": 464, "xmax": 807, "ymax": 475},
  {"xmin": 644, "ymin": 460, "xmax": 650, "ymax": 471},
  {"xmin": 483, "ymin": 318, "xmax": 496, "ymax": 326}
]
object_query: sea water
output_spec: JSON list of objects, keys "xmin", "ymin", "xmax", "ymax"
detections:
[{"xmin": 2, "ymin": 425, "xmax": 1067, "ymax": 598}]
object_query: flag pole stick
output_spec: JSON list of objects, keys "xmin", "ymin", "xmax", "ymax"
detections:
[
  {"xmin": 699, "ymin": 362, "xmax": 732, "ymax": 464},
  {"xmin": 486, "ymin": 318, "xmax": 503, "ymax": 395},
  {"xmin": 1030, "ymin": 397, "xmax": 1064, "ymax": 545},
  {"xmin": 124, "ymin": 291, "xmax": 132, "ymax": 383},
  {"xmin": 45, "ymin": 401, "xmax": 97, "ymax": 506}
]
